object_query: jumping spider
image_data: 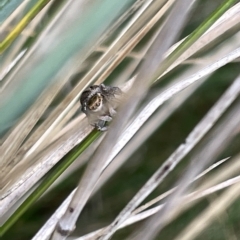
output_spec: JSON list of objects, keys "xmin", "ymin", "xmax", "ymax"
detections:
[{"xmin": 80, "ymin": 84, "xmax": 122, "ymax": 131}]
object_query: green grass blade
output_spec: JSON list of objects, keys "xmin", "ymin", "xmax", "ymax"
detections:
[
  {"xmin": 153, "ymin": 0, "xmax": 237, "ymax": 82},
  {"xmin": 0, "ymin": 0, "xmax": 51, "ymax": 53},
  {"xmin": 0, "ymin": 129, "xmax": 101, "ymax": 236}
]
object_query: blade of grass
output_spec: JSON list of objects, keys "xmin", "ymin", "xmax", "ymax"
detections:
[
  {"xmin": 163, "ymin": 2, "xmax": 240, "ymax": 75},
  {"xmin": 0, "ymin": 129, "xmax": 101, "ymax": 236},
  {"xmin": 175, "ymin": 179, "xmax": 240, "ymax": 240},
  {"xmin": 126, "ymin": 153, "xmax": 240, "ymax": 240},
  {"xmin": 0, "ymin": 0, "xmax": 51, "ymax": 53},
  {"xmin": 154, "ymin": 0, "xmax": 237, "ymax": 82},
  {"xmin": 96, "ymin": 0, "xmax": 176, "ymax": 84},
  {"xmin": 0, "ymin": 0, "xmax": 56, "ymax": 80}
]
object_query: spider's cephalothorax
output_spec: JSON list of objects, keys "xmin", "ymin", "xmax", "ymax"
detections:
[{"xmin": 80, "ymin": 84, "xmax": 122, "ymax": 131}]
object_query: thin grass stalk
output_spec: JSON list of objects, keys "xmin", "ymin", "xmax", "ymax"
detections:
[
  {"xmin": 132, "ymin": 153, "xmax": 240, "ymax": 239},
  {"xmin": 0, "ymin": 77, "xmax": 69, "ymax": 175},
  {"xmin": 131, "ymin": 156, "xmax": 230, "ymax": 215},
  {"xmin": 32, "ymin": 189, "xmax": 76, "ymax": 240},
  {"xmin": 127, "ymin": 148, "xmax": 240, "ymax": 239},
  {"xmin": 132, "ymin": 83, "xmax": 240, "ymax": 240},
  {"xmin": 0, "ymin": 119, "xmax": 93, "ymax": 205},
  {"xmin": 0, "ymin": 0, "xmax": 55, "ymax": 80},
  {"xmin": 121, "ymin": 173, "xmax": 240, "ymax": 230},
  {"xmin": 125, "ymin": 173, "xmax": 240, "ymax": 234},
  {"xmin": 0, "ymin": 0, "xmax": 30, "ymax": 33},
  {"xmin": 164, "ymin": 2, "xmax": 240, "ymax": 74},
  {"xmin": 0, "ymin": 0, "xmax": 52, "ymax": 53},
  {"xmin": 96, "ymin": 0, "xmax": 176, "ymax": 84},
  {"xmin": 153, "ymin": 0, "xmax": 237, "ymax": 82},
  {"xmin": 175, "ymin": 177, "xmax": 240, "ymax": 240},
  {"xmin": 94, "ymin": 74, "xmax": 206, "ymax": 192}
]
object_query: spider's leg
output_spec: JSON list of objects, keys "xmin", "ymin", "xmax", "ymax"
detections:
[
  {"xmin": 112, "ymin": 86, "xmax": 122, "ymax": 95},
  {"xmin": 108, "ymin": 106, "xmax": 117, "ymax": 117},
  {"xmin": 98, "ymin": 115, "xmax": 112, "ymax": 122},
  {"xmin": 95, "ymin": 120, "xmax": 108, "ymax": 131},
  {"xmin": 96, "ymin": 125, "xmax": 108, "ymax": 131}
]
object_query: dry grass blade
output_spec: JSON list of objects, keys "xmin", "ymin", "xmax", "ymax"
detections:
[
  {"xmin": 132, "ymin": 157, "xmax": 230, "ymax": 215},
  {"xmin": 176, "ymin": 183, "xmax": 240, "ymax": 240},
  {"xmin": 132, "ymin": 78, "xmax": 240, "ymax": 240},
  {"xmin": 96, "ymin": 0, "xmax": 176, "ymax": 85},
  {"xmin": 126, "ymin": 150, "xmax": 240, "ymax": 239},
  {"xmin": 162, "ymin": 2, "xmax": 240, "ymax": 75},
  {"xmin": 32, "ymin": 190, "xmax": 76, "ymax": 240},
  {"xmin": 122, "ymin": 174, "xmax": 240, "ymax": 231},
  {"xmin": 0, "ymin": 78, "xmax": 68, "ymax": 181},
  {"xmin": 131, "ymin": 152, "xmax": 240, "ymax": 239},
  {"xmin": 95, "ymin": 74, "xmax": 206, "ymax": 192},
  {"xmin": 0, "ymin": 118, "xmax": 92, "ymax": 216}
]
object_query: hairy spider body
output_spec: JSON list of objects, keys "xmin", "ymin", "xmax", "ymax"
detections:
[{"xmin": 80, "ymin": 84, "xmax": 122, "ymax": 131}]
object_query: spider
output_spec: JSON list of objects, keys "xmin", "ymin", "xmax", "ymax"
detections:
[{"xmin": 80, "ymin": 84, "xmax": 122, "ymax": 131}]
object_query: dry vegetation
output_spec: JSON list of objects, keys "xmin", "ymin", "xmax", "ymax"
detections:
[{"xmin": 0, "ymin": 0, "xmax": 240, "ymax": 239}]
